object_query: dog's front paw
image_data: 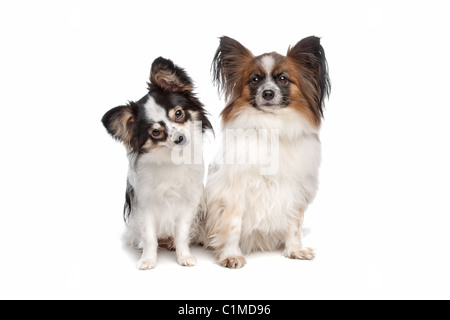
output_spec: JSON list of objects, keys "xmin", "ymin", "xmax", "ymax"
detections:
[
  {"xmin": 284, "ymin": 245, "xmax": 315, "ymax": 260},
  {"xmin": 137, "ymin": 258, "xmax": 157, "ymax": 270},
  {"xmin": 178, "ymin": 255, "xmax": 197, "ymax": 267},
  {"xmin": 219, "ymin": 256, "xmax": 246, "ymax": 269}
]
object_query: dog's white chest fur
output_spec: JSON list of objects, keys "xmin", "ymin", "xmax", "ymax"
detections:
[
  {"xmin": 127, "ymin": 155, "xmax": 204, "ymax": 243},
  {"xmin": 205, "ymin": 107, "xmax": 321, "ymax": 253}
]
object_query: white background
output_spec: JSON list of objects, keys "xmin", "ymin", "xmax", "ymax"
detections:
[{"xmin": 1, "ymin": 0, "xmax": 449, "ymax": 300}]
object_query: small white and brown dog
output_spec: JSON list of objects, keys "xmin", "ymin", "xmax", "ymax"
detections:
[
  {"xmin": 102, "ymin": 57, "xmax": 212, "ymax": 270},
  {"xmin": 203, "ymin": 36, "xmax": 330, "ymax": 268}
]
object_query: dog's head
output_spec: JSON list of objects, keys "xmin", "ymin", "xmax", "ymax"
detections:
[
  {"xmin": 102, "ymin": 57, "xmax": 212, "ymax": 155},
  {"xmin": 212, "ymin": 36, "xmax": 330, "ymax": 127}
]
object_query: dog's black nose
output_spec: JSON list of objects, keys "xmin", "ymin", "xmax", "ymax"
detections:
[
  {"xmin": 262, "ymin": 90, "xmax": 275, "ymax": 101},
  {"xmin": 174, "ymin": 135, "xmax": 185, "ymax": 145}
]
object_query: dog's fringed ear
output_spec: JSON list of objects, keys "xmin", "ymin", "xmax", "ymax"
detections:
[
  {"xmin": 212, "ymin": 36, "xmax": 254, "ymax": 101},
  {"xmin": 149, "ymin": 57, "xmax": 194, "ymax": 92},
  {"xmin": 101, "ymin": 103, "xmax": 137, "ymax": 147},
  {"xmin": 287, "ymin": 36, "xmax": 330, "ymax": 119}
]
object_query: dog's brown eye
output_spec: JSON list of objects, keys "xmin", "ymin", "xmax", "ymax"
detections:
[
  {"xmin": 251, "ymin": 76, "xmax": 260, "ymax": 85},
  {"xmin": 278, "ymin": 75, "xmax": 289, "ymax": 85},
  {"xmin": 175, "ymin": 109, "xmax": 184, "ymax": 120},
  {"xmin": 151, "ymin": 129, "xmax": 162, "ymax": 138}
]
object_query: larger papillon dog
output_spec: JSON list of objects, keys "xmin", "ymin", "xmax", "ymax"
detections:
[
  {"xmin": 102, "ymin": 57, "xmax": 212, "ymax": 270},
  {"xmin": 204, "ymin": 36, "xmax": 330, "ymax": 268}
]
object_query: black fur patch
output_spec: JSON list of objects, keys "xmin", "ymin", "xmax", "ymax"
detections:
[
  {"xmin": 124, "ymin": 180, "xmax": 134, "ymax": 223},
  {"xmin": 247, "ymin": 72, "xmax": 291, "ymax": 109}
]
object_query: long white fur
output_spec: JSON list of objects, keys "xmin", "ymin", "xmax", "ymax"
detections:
[
  {"xmin": 204, "ymin": 106, "xmax": 320, "ymax": 265},
  {"xmin": 125, "ymin": 100, "xmax": 205, "ymax": 270}
]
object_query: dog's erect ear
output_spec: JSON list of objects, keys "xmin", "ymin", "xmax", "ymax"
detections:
[
  {"xmin": 212, "ymin": 36, "xmax": 254, "ymax": 101},
  {"xmin": 149, "ymin": 57, "xmax": 194, "ymax": 92},
  {"xmin": 101, "ymin": 103, "xmax": 136, "ymax": 147},
  {"xmin": 287, "ymin": 36, "xmax": 330, "ymax": 119}
]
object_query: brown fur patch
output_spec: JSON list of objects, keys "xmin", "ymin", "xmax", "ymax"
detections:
[
  {"xmin": 285, "ymin": 81, "xmax": 320, "ymax": 128},
  {"xmin": 109, "ymin": 106, "xmax": 135, "ymax": 147},
  {"xmin": 149, "ymin": 57, "xmax": 195, "ymax": 93},
  {"xmin": 152, "ymin": 70, "xmax": 194, "ymax": 92},
  {"xmin": 158, "ymin": 237, "xmax": 176, "ymax": 251},
  {"xmin": 212, "ymin": 36, "xmax": 254, "ymax": 101},
  {"xmin": 220, "ymin": 96, "xmax": 251, "ymax": 126}
]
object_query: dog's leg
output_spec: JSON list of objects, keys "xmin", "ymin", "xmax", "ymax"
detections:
[
  {"xmin": 138, "ymin": 214, "xmax": 158, "ymax": 270},
  {"xmin": 283, "ymin": 208, "xmax": 315, "ymax": 260},
  {"xmin": 175, "ymin": 207, "xmax": 197, "ymax": 267},
  {"xmin": 216, "ymin": 210, "xmax": 246, "ymax": 269}
]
